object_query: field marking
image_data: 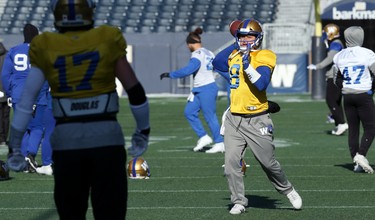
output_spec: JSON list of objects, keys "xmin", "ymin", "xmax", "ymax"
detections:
[
  {"xmin": 2, "ymin": 189, "xmax": 375, "ymax": 194},
  {"xmin": 1, "ymin": 206, "xmax": 375, "ymax": 211}
]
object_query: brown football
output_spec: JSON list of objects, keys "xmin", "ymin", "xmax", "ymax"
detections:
[{"xmin": 229, "ymin": 20, "xmax": 242, "ymax": 36}]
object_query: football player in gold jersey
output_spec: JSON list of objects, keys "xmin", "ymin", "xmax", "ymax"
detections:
[
  {"xmin": 6, "ymin": 0, "xmax": 150, "ymax": 219},
  {"xmin": 222, "ymin": 18, "xmax": 302, "ymax": 214}
]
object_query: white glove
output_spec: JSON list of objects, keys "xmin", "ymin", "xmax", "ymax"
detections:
[
  {"xmin": 307, "ymin": 64, "xmax": 317, "ymax": 70},
  {"xmin": 7, "ymin": 97, "xmax": 12, "ymax": 107},
  {"xmin": 128, "ymin": 130, "xmax": 149, "ymax": 157},
  {"xmin": 0, "ymin": 91, "xmax": 4, "ymax": 98}
]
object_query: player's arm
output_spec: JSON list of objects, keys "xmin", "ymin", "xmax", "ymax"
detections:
[
  {"xmin": 170, "ymin": 58, "xmax": 200, "ymax": 79},
  {"xmin": 160, "ymin": 58, "xmax": 201, "ymax": 80},
  {"xmin": 243, "ymin": 50, "xmax": 275, "ymax": 91},
  {"xmin": 116, "ymin": 56, "xmax": 149, "ymax": 132},
  {"xmin": 212, "ymin": 43, "xmax": 237, "ymax": 73},
  {"xmin": 315, "ymin": 50, "xmax": 338, "ymax": 69},
  {"xmin": 116, "ymin": 56, "xmax": 150, "ymax": 157}
]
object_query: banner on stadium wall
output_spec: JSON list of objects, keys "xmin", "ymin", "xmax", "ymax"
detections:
[
  {"xmin": 267, "ymin": 54, "xmax": 308, "ymax": 94},
  {"xmin": 321, "ymin": 0, "xmax": 375, "ymax": 20}
]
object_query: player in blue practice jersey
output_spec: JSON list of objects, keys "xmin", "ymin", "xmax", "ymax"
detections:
[
  {"xmin": 6, "ymin": 0, "xmax": 150, "ymax": 219},
  {"xmin": 160, "ymin": 27, "xmax": 224, "ymax": 153},
  {"xmin": 1, "ymin": 24, "xmax": 52, "ymax": 173}
]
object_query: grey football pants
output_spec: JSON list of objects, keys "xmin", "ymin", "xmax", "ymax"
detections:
[{"xmin": 224, "ymin": 112, "xmax": 293, "ymax": 206}]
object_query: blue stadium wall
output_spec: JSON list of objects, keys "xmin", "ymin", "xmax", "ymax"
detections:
[{"xmin": 0, "ymin": 32, "xmax": 308, "ymax": 95}]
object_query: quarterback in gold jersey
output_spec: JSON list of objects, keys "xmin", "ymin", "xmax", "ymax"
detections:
[
  {"xmin": 6, "ymin": 0, "xmax": 150, "ymax": 219},
  {"xmin": 220, "ymin": 18, "xmax": 302, "ymax": 215}
]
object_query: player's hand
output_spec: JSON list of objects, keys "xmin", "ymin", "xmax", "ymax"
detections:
[
  {"xmin": 307, "ymin": 64, "xmax": 317, "ymax": 70},
  {"xmin": 128, "ymin": 128, "xmax": 150, "ymax": 157},
  {"xmin": 7, "ymin": 97, "xmax": 12, "ymax": 108},
  {"xmin": 6, "ymin": 149, "xmax": 27, "ymax": 172},
  {"xmin": 242, "ymin": 47, "xmax": 251, "ymax": 70},
  {"xmin": 160, "ymin": 72, "xmax": 170, "ymax": 80}
]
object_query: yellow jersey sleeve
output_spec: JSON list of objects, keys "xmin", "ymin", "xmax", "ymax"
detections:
[
  {"xmin": 29, "ymin": 25, "xmax": 127, "ymax": 98},
  {"xmin": 228, "ymin": 49, "xmax": 277, "ymax": 114}
]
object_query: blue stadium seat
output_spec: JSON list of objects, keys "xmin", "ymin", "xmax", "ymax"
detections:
[{"xmin": 2, "ymin": 0, "xmax": 278, "ymax": 34}]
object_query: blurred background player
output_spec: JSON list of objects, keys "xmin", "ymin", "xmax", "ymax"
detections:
[
  {"xmin": 222, "ymin": 18, "xmax": 302, "ymax": 214},
  {"xmin": 307, "ymin": 23, "xmax": 348, "ymax": 135},
  {"xmin": 6, "ymin": 0, "xmax": 150, "ymax": 219},
  {"xmin": 1, "ymin": 24, "xmax": 49, "ymax": 174},
  {"xmin": 160, "ymin": 27, "xmax": 224, "ymax": 153},
  {"xmin": 0, "ymin": 42, "xmax": 9, "ymax": 148},
  {"xmin": 334, "ymin": 26, "xmax": 375, "ymax": 174}
]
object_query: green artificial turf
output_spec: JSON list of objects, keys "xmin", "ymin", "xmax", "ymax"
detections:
[{"xmin": 1, "ymin": 94, "xmax": 374, "ymax": 220}]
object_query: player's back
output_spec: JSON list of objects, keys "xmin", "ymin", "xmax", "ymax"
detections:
[
  {"xmin": 3, "ymin": 43, "xmax": 31, "ymax": 102},
  {"xmin": 29, "ymin": 25, "xmax": 126, "ymax": 98}
]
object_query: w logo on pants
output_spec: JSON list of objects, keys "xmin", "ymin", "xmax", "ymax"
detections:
[{"xmin": 259, "ymin": 125, "xmax": 273, "ymax": 135}]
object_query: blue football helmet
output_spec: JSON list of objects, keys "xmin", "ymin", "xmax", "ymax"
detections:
[{"xmin": 235, "ymin": 18, "xmax": 263, "ymax": 52}]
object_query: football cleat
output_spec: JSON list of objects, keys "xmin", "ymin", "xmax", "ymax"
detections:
[
  {"xmin": 287, "ymin": 188, "xmax": 302, "ymax": 210},
  {"xmin": 127, "ymin": 157, "xmax": 150, "ymax": 179},
  {"xmin": 331, "ymin": 123, "xmax": 348, "ymax": 136},
  {"xmin": 36, "ymin": 164, "xmax": 53, "ymax": 176},
  {"xmin": 51, "ymin": 0, "xmax": 96, "ymax": 30},
  {"xmin": 0, "ymin": 160, "xmax": 10, "ymax": 181},
  {"xmin": 229, "ymin": 204, "xmax": 245, "ymax": 215},
  {"xmin": 193, "ymin": 135, "xmax": 212, "ymax": 152},
  {"xmin": 205, "ymin": 142, "xmax": 225, "ymax": 153},
  {"xmin": 235, "ymin": 18, "xmax": 263, "ymax": 52},
  {"xmin": 353, "ymin": 153, "xmax": 374, "ymax": 174}
]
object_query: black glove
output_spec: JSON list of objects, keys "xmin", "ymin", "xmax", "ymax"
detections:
[
  {"xmin": 160, "ymin": 72, "xmax": 170, "ymax": 80},
  {"xmin": 268, "ymin": 100, "xmax": 280, "ymax": 113}
]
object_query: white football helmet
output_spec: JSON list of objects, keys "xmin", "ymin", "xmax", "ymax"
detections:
[{"xmin": 127, "ymin": 157, "xmax": 150, "ymax": 179}]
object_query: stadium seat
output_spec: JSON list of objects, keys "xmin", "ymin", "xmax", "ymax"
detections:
[{"xmin": 1, "ymin": 0, "xmax": 279, "ymax": 34}]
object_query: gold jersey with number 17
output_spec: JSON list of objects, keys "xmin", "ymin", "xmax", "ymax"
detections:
[{"xmin": 29, "ymin": 25, "xmax": 126, "ymax": 98}]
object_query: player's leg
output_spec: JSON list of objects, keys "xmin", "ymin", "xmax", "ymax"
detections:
[
  {"xmin": 224, "ymin": 112, "xmax": 248, "ymax": 207},
  {"xmin": 53, "ymin": 149, "xmax": 90, "ymax": 219},
  {"xmin": 343, "ymin": 95, "xmax": 360, "ymax": 158},
  {"xmin": 90, "ymin": 145, "xmax": 127, "ymax": 219}
]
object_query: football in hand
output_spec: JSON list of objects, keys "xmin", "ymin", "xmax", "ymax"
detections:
[{"xmin": 229, "ymin": 20, "xmax": 242, "ymax": 36}]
